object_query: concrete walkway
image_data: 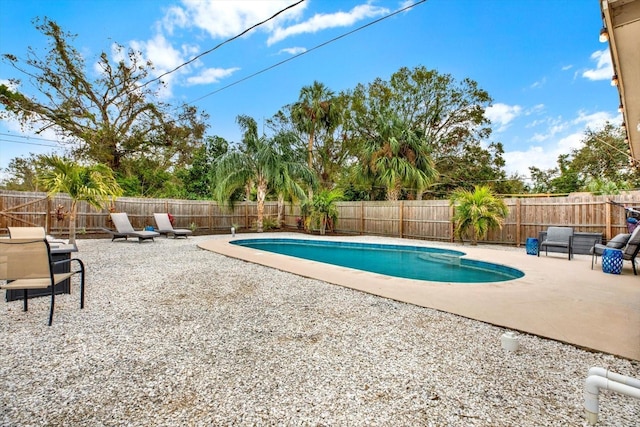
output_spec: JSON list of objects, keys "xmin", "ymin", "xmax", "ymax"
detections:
[{"xmin": 198, "ymin": 233, "xmax": 640, "ymax": 361}]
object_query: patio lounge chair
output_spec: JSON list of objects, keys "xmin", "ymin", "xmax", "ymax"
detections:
[
  {"xmin": 110, "ymin": 212, "xmax": 159, "ymax": 243},
  {"xmin": 590, "ymin": 233, "xmax": 630, "ymax": 269},
  {"xmin": 591, "ymin": 226, "xmax": 640, "ymax": 274},
  {"xmin": 100, "ymin": 227, "xmax": 129, "ymax": 242},
  {"xmin": 538, "ymin": 226, "xmax": 574, "ymax": 260},
  {"xmin": 153, "ymin": 213, "xmax": 192, "ymax": 238},
  {"xmin": 0, "ymin": 238, "xmax": 85, "ymax": 326}
]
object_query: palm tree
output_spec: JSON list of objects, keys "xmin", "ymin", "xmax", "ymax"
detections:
[
  {"xmin": 269, "ymin": 130, "xmax": 315, "ymax": 226},
  {"xmin": 356, "ymin": 113, "xmax": 438, "ymax": 201},
  {"xmin": 38, "ymin": 155, "xmax": 123, "ymax": 244},
  {"xmin": 308, "ymin": 188, "xmax": 343, "ymax": 235},
  {"xmin": 449, "ymin": 185, "xmax": 508, "ymax": 245},
  {"xmin": 291, "ymin": 81, "xmax": 340, "ymax": 184},
  {"xmin": 214, "ymin": 116, "xmax": 315, "ymax": 232}
]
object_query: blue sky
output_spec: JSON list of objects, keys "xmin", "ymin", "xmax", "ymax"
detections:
[{"xmin": 0, "ymin": 0, "xmax": 621, "ymax": 180}]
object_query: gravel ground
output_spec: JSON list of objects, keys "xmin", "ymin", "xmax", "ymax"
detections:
[{"xmin": 1, "ymin": 235, "xmax": 639, "ymax": 426}]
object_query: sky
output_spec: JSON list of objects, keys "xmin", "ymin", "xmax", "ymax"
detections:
[{"xmin": 0, "ymin": 0, "xmax": 622, "ymax": 181}]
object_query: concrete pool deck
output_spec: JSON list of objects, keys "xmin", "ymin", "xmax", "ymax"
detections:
[{"xmin": 198, "ymin": 233, "xmax": 640, "ymax": 361}]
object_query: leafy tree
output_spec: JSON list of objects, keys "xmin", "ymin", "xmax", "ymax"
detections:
[
  {"xmin": 0, "ymin": 18, "xmax": 207, "ymax": 181},
  {"xmin": 569, "ymin": 122, "xmax": 640, "ymax": 188},
  {"xmin": 353, "ymin": 113, "xmax": 437, "ymax": 201},
  {"xmin": 450, "ymin": 185, "xmax": 508, "ymax": 245},
  {"xmin": 431, "ymin": 142, "xmax": 514, "ymax": 198},
  {"xmin": 345, "ymin": 66, "xmax": 494, "ymax": 198},
  {"xmin": 0, "ymin": 154, "xmax": 48, "ymax": 191},
  {"xmin": 549, "ymin": 154, "xmax": 582, "ymax": 194},
  {"xmin": 528, "ymin": 166, "xmax": 556, "ymax": 194},
  {"xmin": 585, "ymin": 178, "xmax": 630, "ymax": 195},
  {"xmin": 175, "ymin": 136, "xmax": 229, "ymax": 200},
  {"xmin": 38, "ymin": 156, "xmax": 122, "ymax": 244},
  {"xmin": 526, "ymin": 123, "xmax": 638, "ymax": 195}
]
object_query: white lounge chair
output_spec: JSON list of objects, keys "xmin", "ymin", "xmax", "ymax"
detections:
[
  {"xmin": 109, "ymin": 212, "xmax": 159, "ymax": 243},
  {"xmin": 153, "ymin": 213, "xmax": 192, "ymax": 238}
]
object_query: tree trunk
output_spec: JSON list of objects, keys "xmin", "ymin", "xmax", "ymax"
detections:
[
  {"xmin": 256, "ymin": 183, "xmax": 267, "ymax": 232},
  {"xmin": 386, "ymin": 187, "xmax": 400, "ymax": 201},
  {"xmin": 277, "ymin": 194, "xmax": 284, "ymax": 227},
  {"xmin": 68, "ymin": 201, "xmax": 77, "ymax": 245},
  {"xmin": 471, "ymin": 225, "xmax": 478, "ymax": 245},
  {"xmin": 307, "ymin": 132, "xmax": 314, "ymax": 200}
]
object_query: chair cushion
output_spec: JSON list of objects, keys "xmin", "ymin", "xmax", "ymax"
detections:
[{"xmin": 607, "ymin": 233, "xmax": 630, "ymax": 249}]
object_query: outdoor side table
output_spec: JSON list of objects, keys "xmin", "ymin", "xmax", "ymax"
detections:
[
  {"xmin": 602, "ymin": 248, "xmax": 623, "ymax": 274},
  {"xmin": 525, "ymin": 237, "xmax": 539, "ymax": 255}
]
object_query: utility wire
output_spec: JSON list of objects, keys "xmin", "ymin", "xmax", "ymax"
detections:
[
  {"xmin": 0, "ymin": 132, "xmax": 61, "ymax": 143},
  {"xmin": 140, "ymin": 0, "xmax": 306, "ymax": 90},
  {"xmin": 187, "ymin": 0, "xmax": 428, "ymax": 104},
  {"xmin": 0, "ymin": 138, "xmax": 60, "ymax": 148}
]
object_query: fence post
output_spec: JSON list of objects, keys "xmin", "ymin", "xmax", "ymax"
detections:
[
  {"xmin": 605, "ymin": 200, "xmax": 612, "ymax": 240},
  {"xmin": 399, "ymin": 201, "xmax": 403, "ymax": 238},
  {"xmin": 360, "ymin": 201, "xmax": 364, "ymax": 235},
  {"xmin": 245, "ymin": 202, "xmax": 249, "ymax": 229},
  {"xmin": 208, "ymin": 202, "xmax": 212, "ymax": 232},
  {"xmin": 46, "ymin": 196, "xmax": 52, "ymax": 234},
  {"xmin": 449, "ymin": 205, "xmax": 455, "ymax": 242},
  {"xmin": 515, "ymin": 198, "xmax": 521, "ymax": 247}
]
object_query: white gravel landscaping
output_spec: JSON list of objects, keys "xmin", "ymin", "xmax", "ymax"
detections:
[{"xmin": 1, "ymin": 235, "xmax": 638, "ymax": 426}]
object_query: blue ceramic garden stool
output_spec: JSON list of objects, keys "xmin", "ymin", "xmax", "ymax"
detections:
[
  {"xmin": 602, "ymin": 248, "xmax": 623, "ymax": 274},
  {"xmin": 526, "ymin": 237, "xmax": 539, "ymax": 255}
]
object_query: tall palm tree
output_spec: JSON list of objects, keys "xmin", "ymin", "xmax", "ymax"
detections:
[
  {"xmin": 214, "ymin": 116, "xmax": 315, "ymax": 232},
  {"xmin": 449, "ymin": 185, "xmax": 508, "ymax": 245},
  {"xmin": 356, "ymin": 113, "xmax": 438, "ymax": 201},
  {"xmin": 291, "ymin": 81, "xmax": 340, "ymax": 182},
  {"xmin": 269, "ymin": 130, "xmax": 315, "ymax": 226},
  {"xmin": 39, "ymin": 155, "xmax": 123, "ymax": 244}
]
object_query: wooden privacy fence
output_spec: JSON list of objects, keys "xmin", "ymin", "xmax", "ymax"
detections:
[{"xmin": 1, "ymin": 190, "xmax": 640, "ymax": 245}]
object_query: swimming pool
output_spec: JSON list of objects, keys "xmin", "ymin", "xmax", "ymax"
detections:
[{"xmin": 231, "ymin": 238, "xmax": 524, "ymax": 283}]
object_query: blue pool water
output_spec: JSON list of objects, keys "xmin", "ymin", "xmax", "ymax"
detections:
[{"xmin": 231, "ymin": 238, "xmax": 524, "ymax": 283}]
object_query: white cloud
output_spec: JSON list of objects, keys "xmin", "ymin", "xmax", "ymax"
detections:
[
  {"xmin": 169, "ymin": 0, "xmax": 307, "ymax": 39},
  {"xmin": 161, "ymin": 6, "xmax": 189, "ymax": 36},
  {"xmin": 582, "ymin": 49, "xmax": 612, "ymax": 81},
  {"xmin": 485, "ymin": 103, "xmax": 522, "ymax": 132},
  {"xmin": 572, "ymin": 110, "xmax": 614, "ymax": 128},
  {"xmin": 504, "ymin": 146, "xmax": 550, "ymax": 176},
  {"xmin": 525, "ymin": 104, "xmax": 545, "ymax": 115},
  {"xmin": 561, "ymin": 64, "xmax": 573, "ymax": 71},
  {"xmin": 529, "ymin": 118, "xmax": 568, "ymax": 142},
  {"xmin": 530, "ymin": 77, "xmax": 547, "ymax": 89},
  {"xmin": 278, "ymin": 46, "xmax": 307, "ymax": 55},
  {"xmin": 267, "ymin": 4, "xmax": 389, "ymax": 46},
  {"xmin": 503, "ymin": 110, "xmax": 617, "ymax": 176},
  {"xmin": 186, "ymin": 67, "xmax": 240, "ymax": 85}
]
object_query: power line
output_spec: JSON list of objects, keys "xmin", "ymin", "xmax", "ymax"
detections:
[
  {"xmin": 187, "ymin": 0, "xmax": 428, "ymax": 104},
  {"xmin": 0, "ymin": 138, "xmax": 61, "ymax": 148},
  {"xmin": 141, "ymin": 0, "xmax": 306, "ymax": 90},
  {"xmin": 0, "ymin": 132, "xmax": 61, "ymax": 143}
]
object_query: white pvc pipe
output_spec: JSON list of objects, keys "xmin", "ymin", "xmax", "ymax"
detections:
[
  {"xmin": 584, "ymin": 367, "xmax": 640, "ymax": 425},
  {"xmin": 588, "ymin": 366, "xmax": 640, "ymax": 388}
]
